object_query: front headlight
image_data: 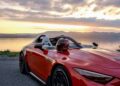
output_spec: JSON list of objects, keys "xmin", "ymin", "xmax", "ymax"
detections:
[{"xmin": 74, "ymin": 68, "xmax": 113, "ymax": 84}]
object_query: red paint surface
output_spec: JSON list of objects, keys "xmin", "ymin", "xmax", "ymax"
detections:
[{"xmin": 24, "ymin": 44, "xmax": 120, "ymax": 86}]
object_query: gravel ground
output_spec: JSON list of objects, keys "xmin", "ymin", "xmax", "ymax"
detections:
[{"xmin": 0, "ymin": 56, "xmax": 44, "ymax": 86}]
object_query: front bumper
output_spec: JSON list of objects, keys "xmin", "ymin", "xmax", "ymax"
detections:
[{"xmin": 70, "ymin": 70, "xmax": 120, "ymax": 86}]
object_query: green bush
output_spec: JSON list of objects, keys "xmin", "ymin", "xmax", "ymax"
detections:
[{"xmin": 0, "ymin": 50, "xmax": 19, "ymax": 57}]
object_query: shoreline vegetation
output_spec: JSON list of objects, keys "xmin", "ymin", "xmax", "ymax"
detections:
[{"xmin": 0, "ymin": 50, "xmax": 19, "ymax": 57}]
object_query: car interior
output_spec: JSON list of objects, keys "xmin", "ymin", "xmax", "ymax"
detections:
[{"xmin": 34, "ymin": 35, "xmax": 95, "ymax": 50}]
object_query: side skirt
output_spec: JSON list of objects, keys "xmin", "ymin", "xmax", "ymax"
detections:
[{"xmin": 30, "ymin": 72, "xmax": 46, "ymax": 85}]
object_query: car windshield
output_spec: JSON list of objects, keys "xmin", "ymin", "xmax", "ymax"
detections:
[{"xmin": 35, "ymin": 35, "xmax": 94, "ymax": 50}]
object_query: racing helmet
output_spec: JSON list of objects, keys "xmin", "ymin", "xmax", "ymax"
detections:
[{"xmin": 56, "ymin": 38, "xmax": 69, "ymax": 52}]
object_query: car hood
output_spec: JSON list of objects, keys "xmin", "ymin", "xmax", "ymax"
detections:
[{"xmin": 68, "ymin": 48, "xmax": 120, "ymax": 69}]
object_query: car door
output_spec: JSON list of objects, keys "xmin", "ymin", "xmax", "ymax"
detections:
[
  {"xmin": 27, "ymin": 35, "xmax": 53, "ymax": 80},
  {"xmin": 30, "ymin": 47, "xmax": 48, "ymax": 80}
]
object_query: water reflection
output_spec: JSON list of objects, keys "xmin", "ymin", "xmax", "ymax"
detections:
[
  {"xmin": 80, "ymin": 40, "xmax": 120, "ymax": 50},
  {"xmin": 0, "ymin": 38, "xmax": 119, "ymax": 51},
  {"xmin": 0, "ymin": 38, "xmax": 33, "ymax": 51}
]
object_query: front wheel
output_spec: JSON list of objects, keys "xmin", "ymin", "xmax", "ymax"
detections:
[
  {"xmin": 50, "ymin": 66, "xmax": 71, "ymax": 86},
  {"xmin": 19, "ymin": 53, "xmax": 29, "ymax": 74}
]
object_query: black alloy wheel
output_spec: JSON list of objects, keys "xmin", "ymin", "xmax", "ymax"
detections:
[{"xmin": 51, "ymin": 66, "xmax": 71, "ymax": 86}]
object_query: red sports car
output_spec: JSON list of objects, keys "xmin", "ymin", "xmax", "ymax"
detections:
[{"xmin": 19, "ymin": 35, "xmax": 120, "ymax": 86}]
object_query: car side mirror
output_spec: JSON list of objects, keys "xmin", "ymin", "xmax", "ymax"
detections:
[
  {"xmin": 43, "ymin": 49, "xmax": 48, "ymax": 55},
  {"xmin": 92, "ymin": 42, "xmax": 98, "ymax": 49}
]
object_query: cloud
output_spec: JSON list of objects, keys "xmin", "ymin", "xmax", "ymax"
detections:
[
  {"xmin": 0, "ymin": 0, "xmax": 120, "ymax": 19},
  {"xmin": 53, "ymin": 18, "xmax": 120, "ymax": 28},
  {"xmin": 63, "ymin": 0, "xmax": 84, "ymax": 4},
  {"xmin": 0, "ymin": 1, "xmax": 30, "ymax": 12},
  {"xmin": 0, "ymin": 0, "xmax": 120, "ymax": 30},
  {"xmin": 17, "ymin": 0, "xmax": 51, "ymax": 11},
  {"xmin": 95, "ymin": 0, "xmax": 120, "ymax": 7}
]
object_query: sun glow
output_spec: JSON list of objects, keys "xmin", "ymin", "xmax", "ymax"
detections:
[
  {"xmin": 31, "ymin": 22, "xmax": 90, "ymax": 32},
  {"xmin": 0, "ymin": 20, "xmax": 90, "ymax": 34}
]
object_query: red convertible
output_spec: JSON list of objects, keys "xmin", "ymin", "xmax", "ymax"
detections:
[{"xmin": 19, "ymin": 35, "xmax": 120, "ymax": 86}]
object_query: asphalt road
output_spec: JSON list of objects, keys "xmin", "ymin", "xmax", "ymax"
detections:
[{"xmin": 0, "ymin": 58, "xmax": 44, "ymax": 86}]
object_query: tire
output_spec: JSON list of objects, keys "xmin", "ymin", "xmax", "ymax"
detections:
[
  {"xmin": 19, "ymin": 53, "xmax": 29, "ymax": 75},
  {"xmin": 50, "ymin": 66, "xmax": 72, "ymax": 86}
]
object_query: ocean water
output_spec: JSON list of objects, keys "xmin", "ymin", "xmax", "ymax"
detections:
[
  {"xmin": 0, "ymin": 38, "xmax": 119, "ymax": 51},
  {"xmin": 0, "ymin": 38, "xmax": 33, "ymax": 51}
]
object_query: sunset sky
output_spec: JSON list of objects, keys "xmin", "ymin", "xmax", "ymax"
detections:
[{"xmin": 0, "ymin": 0, "xmax": 120, "ymax": 33}]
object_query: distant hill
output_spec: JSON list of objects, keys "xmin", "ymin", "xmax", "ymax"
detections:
[
  {"xmin": 0, "ymin": 31, "xmax": 120, "ymax": 42},
  {"xmin": 0, "ymin": 34, "xmax": 37, "ymax": 38},
  {"xmin": 43, "ymin": 31, "xmax": 120, "ymax": 42}
]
